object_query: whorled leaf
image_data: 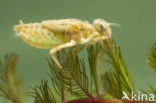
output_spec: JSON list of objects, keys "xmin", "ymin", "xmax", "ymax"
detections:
[
  {"xmin": 87, "ymin": 42, "xmax": 101, "ymax": 96},
  {"xmin": 0, "ymin": 53, "xmax": 24, "ymax": 103},
  {"xmin": 147, "ymin": 43, "xmax": 156, "ymax": 73},
  {"xmin": 30, "ymin": 80, "xmax": 57, "ymax": 103},
  {"xmin": 48, "ymin": 48, "xmax": 92, "ymax": 98},
  {"xmin": 143, "ymin": 43, "xmax": 156, "ymax": 98},
  {"xmin": 99, "ymin": 39, "xmax": 135, "ymax": 99}
]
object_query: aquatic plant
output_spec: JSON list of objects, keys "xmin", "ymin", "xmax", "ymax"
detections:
[{"xmin": 0, "ymin": 39, "xmax": 155, "ymax": 103}]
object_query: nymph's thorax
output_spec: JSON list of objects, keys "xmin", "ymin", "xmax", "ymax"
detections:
[
  {"xmin": 42, "ymin": 19, "xmax": 95, "ymax": 43},
  {"xmin": 63, "ymin": 20, "xmax": 95, "ymax": 43}
]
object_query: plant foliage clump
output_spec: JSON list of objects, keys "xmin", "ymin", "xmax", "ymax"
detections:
[
  {"xmin": 0, "ymin": 53, "xmax": 24, "ymax": 103},
  {"xmin": 0, "ymin": 39, "xmax": 156, "ymax": 103},
  {"xmin": 146, "ymin": 43, "xmax": 156, "ymax": 95}
]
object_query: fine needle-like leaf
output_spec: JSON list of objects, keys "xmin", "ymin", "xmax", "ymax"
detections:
[
  {"xmin": 144, "ymin": 43, "xmax": 156, "ymax": 96},
  {"xmin": 147, "ymin": 43, "xmax": 156, "ymax": 74},
  {"xmin": 87, "ymin": 42, "xmax": 101, "ymax": 97},
  {"xmin": 30, "ymin": 80, "xmax": 57, "ymax": 103},
  {"xmin": 0, "ymin": 53, "xmax": 24, "ymax": 103},
  {"xmin": 48, "ymin": 48, "xmax": 93, "ymax": 99},
  {"xmin": 100, "ymin": 39, "xmax": 135, "ymax": 99}
]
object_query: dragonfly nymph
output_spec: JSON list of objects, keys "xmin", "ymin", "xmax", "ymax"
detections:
[{"xmin": 14, "ymin": 19, "xmax": 112, "ymax": 68}]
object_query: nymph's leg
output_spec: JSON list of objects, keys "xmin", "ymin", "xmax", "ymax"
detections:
[
  {"xmin": 80, "ymin": 32, "xmax": 100, "ymax": 44},
  {"xmin": 80, "ymin": 32, "xmax": 107, "ymax": 46},
  {"xmin": 49, "ymin": 40, "xmax": 76, "ymax": 69}
]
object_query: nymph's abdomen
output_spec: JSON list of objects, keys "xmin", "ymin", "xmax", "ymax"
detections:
[{"xmin": 14, "ymin": 22, "xmax": 70, "ymax": 49}]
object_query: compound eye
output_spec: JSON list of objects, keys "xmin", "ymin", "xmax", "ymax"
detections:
[{"xmin": 99, "ymin": 24, "xmax": 105, "ymax": 32}]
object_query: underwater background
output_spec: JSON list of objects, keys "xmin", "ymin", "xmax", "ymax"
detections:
[{"xmin": 0, "ymin": 0, "xmax": 156, "ymax": 102}]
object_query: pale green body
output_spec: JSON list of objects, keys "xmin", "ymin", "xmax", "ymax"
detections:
[{"xmin": 14, "ymin": 23, "xmax": 70, "ymax": 49}]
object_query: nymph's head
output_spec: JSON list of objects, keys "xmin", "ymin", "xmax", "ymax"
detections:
[{"xmin": 93, "ymin": 19, "xmax": 112, "ymax": 38}]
